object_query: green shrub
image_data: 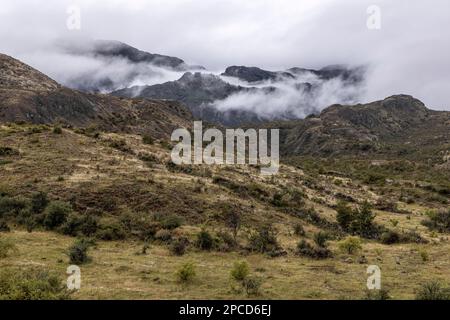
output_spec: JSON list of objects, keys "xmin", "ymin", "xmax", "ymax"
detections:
[
  {"xmin": 30, "ymin": 191, "xmax": 49, "ymax": 214},
  {"xmin": 142, "ymin": 134, "xmax": 154, "ymax": 145},
  {"xmin": 421, "ymin": 209, "xmax": 450, "ymax": 233},
  {"xmin": 0, "ymin": 269, "xmax": 70, "ymax": 300},
  {"xmin": 336, "ymin": 201, "xmax": 354, "ymax": 231},
  {"xmin": 380, "ymin": 230, "xmax": 400, "ymax": 245},
  {"xmin": 160, "ymin": 214, "xmax": 184, "ymax": 230},
  {"xmin": 339, "ymin": 236, "xmax": 363, "ymax": 254},
  {"xmin": 230, "ymin": 261, "xmax": 250, "ymax": 282},
  {"xmin": 364, "ymin": 289, "xmax": 392, "ymax": 300},
  {"xmin": 68, "ymin": 238, "xmax": 94, "ymax": 265},
  {"xmin": 61, "ymin": 214, "xmax": 98, "ymax": 237},
  {"xmin": 196, "ymin": 230, "xmax": 214, "ymax": 251},
  {"xmin": 242, "ymin": 276, "xmax": 262, "ymax": 296},
  {"xmin": 248, "ymin": 224, "xmax": 279, "ymax": 253},
  {"xmin": 43, "ymin": 201, "xmax": 71, "ymax": 230},
  {"xmin": 0, "ymin": 238, "xmax": 17, "ymax": 259},
  {"xmin": 0, "ymin": 196, "xmax": 29, "ymax": 218},
  {"xmin": 176, "ymin": 262, "xmax": 196, "ymax": 284},
  {"xmin": 351, "ymin": 201, "xmax": 377, "ymax": 238},
  {"xmin": 296, "ymin": 240, "xmax": 332, "ymax": 259},
  {"xmin": 96, "ymin": 222, "xmax": 126, "ymax": 241},
  {"xmin": 0, "ymin": 220, "xmax": 10, "ymax": 232},
  {"xmin": 216, "ymin": 231, "xmax": 237, "ymax": 251},
  {"xmin": 154, "ymin": 229, "xmax": 172, "ymax": 242},
  {"xmin": 108, "ymin": 139, "xmax": 133, "ymax": 153},
  {"xmin": 313, "ymin": 231, "xmax": 329, "ymax": 248},
  {"xmin": 170, "ymin": 237, "xmax": 189, "ymax": 256},
  {"xmin": 415, "ymin": 281, "xmax": 450, "ymax": 300},
  {"xmin": 52, "ymin": 126, "xmax": 62, "ymax": 134},
  {"xmin": 293, "ymin": 223, "xmax": 305, "ymax": 236}
]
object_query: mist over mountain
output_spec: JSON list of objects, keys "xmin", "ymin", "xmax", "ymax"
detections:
[{"xmin": 112, "ymin": 58, "xmax": 365, "ymax": 125}]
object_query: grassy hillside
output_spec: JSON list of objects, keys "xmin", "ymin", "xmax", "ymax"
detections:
[{"xmin": 1, "ymin": 123, "xmax": 449, "ymax": 299}]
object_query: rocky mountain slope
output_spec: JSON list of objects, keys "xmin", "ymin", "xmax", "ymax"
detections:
[
  {"xmin": 272, "ymin": 95, "xmax": 450, "ymax": 159},
  {"xmin": 0, "ymin": 53, "xmax": 192, "ymax": 139}
]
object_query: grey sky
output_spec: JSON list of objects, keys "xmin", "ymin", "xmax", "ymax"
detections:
[{"xmin": 1, "ymin": 0, "xmax": 449, "ymax": 110}]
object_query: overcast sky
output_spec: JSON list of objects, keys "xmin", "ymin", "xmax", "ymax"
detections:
[{"xmin": 1, "ymin": 0, "xmax": 449, "ymax": 110}]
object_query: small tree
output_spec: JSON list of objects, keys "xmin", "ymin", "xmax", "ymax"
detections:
[
  {"xmin": 336, "ymin": 201, "xmax": 354, "ymax": 231},
  {"xmin": 224, "ymin": 209, "xmax": 241, "ymax": 241}
]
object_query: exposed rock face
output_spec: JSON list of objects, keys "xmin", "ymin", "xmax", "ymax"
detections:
[
  {"xmin": 0, "ymin": 53, "xmax": 192, "ymax": 138},
  {"xmin": 222, "ymin": 66, "xmax": 295, "ymax": 83}
]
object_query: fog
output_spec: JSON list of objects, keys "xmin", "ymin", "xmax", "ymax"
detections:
[{"xmin": 0, "ymin": 0, "xmax": 449, "ymax": 110}]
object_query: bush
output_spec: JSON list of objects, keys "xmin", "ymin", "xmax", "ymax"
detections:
[
  {"xmin": 351, "ymin": 201, "xmax": 377, "ymax": 238},
  {"xmin": 380, "ymin": 230, "xmax": 400, "ymax": 245},
  {"xmin": 68, "ymin": 238, "xmax": 94, "ymax": 265},
  {"xmin": 216, "ymin": 231, "xmax": 237, "ymax": 251},
  {"xmin": 338, "ymin": 236, "xmax": 363, "ymax": 254},
  {"xmin": 242, "ymin": 276, "xmax": 262, "ymax": 296},
  {"xmin": 0, "ymin": 238, "xmax": 17, "ymax": 258},
  {"xmin": 61, "ymin": 214, "xmax": 98, "ymax": 237},
  {"xmin": 155, "ymin": 229, "xmax": 172, "ymax": 242},
  {"xmin": 30, "ymin": 191, "xmax": 49, "ymax": 214},
  {"xmin": 313, "ymin": 231, "xmax": 329, "ymax": 248},
  {"xmin": 160, "ymin": 215, "xmax": 184, "ymax": 230},
  {"xmin": 96, "ymin": 222, "xmax": 126, "ymax": 241},
  {"xmin": 176, "ymin": 262, "xmax": 196, "ymax": 284},
  {"xmin": 0, "ymin": 269, "xmax": 70, "ymax": 300},
  {"xmin": 0, "ymin": 196, "xmax": 29, "ymax": 218},
  {"xmin": 196, "ymin": 230, "xmax": 214, "ymax": 251},
  {"xmin": 43, "ymin": 201, "xmax": 71, "ymax": 230},
  {"xmin": 52, "ymin": 126, "xmax": 62, "ymax": 134},
  {"xmin": 364, "ymin": 289, "xmax": 392, "ymax": 300},
  {"xmin": 0, "ymin": 220, "xmax": 10, "ymax": 232},
  {"xmin": 248, "ymin": 224, "xmax": 279, "ymax": 253},
  {"xmin": 293, "ymin": 223, "xmax": 305, "ymax": 236},
  {"xmin": 422, "ymin": 209, "xmax": 450, "ymax": 233},
  {"xmin": 142, "ymin": 134, "xmax": 154, "ymax": 145},
  {"xmin": 170, "ymin": 237, "xmax": 189, "ymax": 256},
  {"xmin": 336, "ymin": 201, "xmax": 354, "ymax": 231},
  {"xmin": 230, "ymin": 261, "xmax": 250, "ymax": 282},
  {"xmin": 296, "ymin": 240, "xmax": 332, "ymax": 259},
  {"xmin": 415, "ymin": 281, "xmax": 450, "ymax": 300}
]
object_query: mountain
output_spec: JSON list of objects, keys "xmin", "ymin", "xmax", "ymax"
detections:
[
  {"xmin": 112, "ymin": 72, "xmax": 320, "ymax": 126},
  {"xmin": 61, "ymin": 39, "xmax": 204, "ymax": 71},
  {"xmin": 275, "ymin": 95, "xmax": 450, "ymax": 157},
  {"xmin": 221, "ymin": 66, "xmax": 295, "ymax": 83},
  {"xmin": 288, "ymin": 65, "xmax": 365, "ymax": 83},
  {"xmin": 0, "ymin": 53, "xmax": 192, "ymax": 138}
]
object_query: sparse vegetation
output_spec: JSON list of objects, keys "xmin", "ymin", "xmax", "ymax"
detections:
[
  {"xmin": 230, "ymin": 261, "xmax": 250, "ymax": 282},
  {"xmin": 0, "ymin": 269, "xmax": 70, "ymax": 300},
  {"xmin": 67, "ymin": 238, "xmax": 94, "ymax": 265},
  {"xmin": 338, "ymin": 236, "xmax": 362, "ymax": 254},
  {"xmin": 176, "ymin": 262, "xmax": 196, "ymax": 284},
  {"xmin": 415, "ymin": 281, "xmax": 450, "ymax": 300}
]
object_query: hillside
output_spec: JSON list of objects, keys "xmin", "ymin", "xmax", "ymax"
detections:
[
  {"xmin": 265, "ymin": 95, "xmax": 450, "ymax": 161},
  {"xmin": 0, "ymin": 54, "xmax": 449, "ymax": 300},
  {"xmin": 0, "ymin": 53, "xmax": 192, "ymax": 139}
]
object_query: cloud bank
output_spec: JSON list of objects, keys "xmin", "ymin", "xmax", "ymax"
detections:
[{"xmin": 0, "ymin": 0, "xmax": 449, "ymax": 110}]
